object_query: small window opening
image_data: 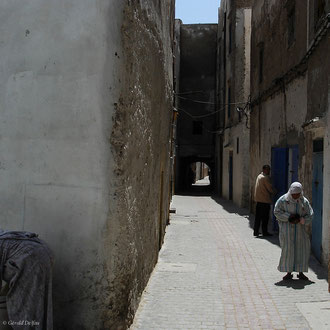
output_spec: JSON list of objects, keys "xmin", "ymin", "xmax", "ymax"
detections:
[
  {"xmin": 313, "ymin": 139, "xmax": 324, "ymax": 152},
  {"xmin": 288, "ymin": 6, "xmax": 295, "ymax": 46},
  {"xmin": 192, "ymin": 121, "xmax": 203, "ymax": 135},
  {"xmin": 228, "ymin": 22, "xmax": 232, "ymax": 53},
  {"xmin": 259, "ymin": 44, "xmax": 264, "ymax": 84},
  {"xmin": 227, "ymin": 86, "xmax": 231, "ymax": 118}
]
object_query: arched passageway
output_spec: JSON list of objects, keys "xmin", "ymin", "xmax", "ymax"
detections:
[
  {"xmin": 173, "ymin": 23, "xmax": 217, "ymax": 196},
  {"xmin": 176, "ymin": 156, "xmax": 215, "ymax": 194},
  {"xmin": 192, "ymin": 162, "xmax": 210, "ymax": 186}
]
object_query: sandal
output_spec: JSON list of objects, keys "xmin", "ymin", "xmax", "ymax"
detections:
[
  {"xmin": 298, "ymin": 273, "xmax": 309, "ymax": 280},
  {"xmin": 283, "ymin": 273, "xmax": 293, "ymax": 280}
]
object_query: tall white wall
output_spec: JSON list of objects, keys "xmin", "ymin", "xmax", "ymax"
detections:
[
  {"xmin": 0, "ymin": 1, "xmax": 124, "ymax": 327},
  {"xmin": 0, "ymin": 0, "xmax": 121, "ymax": 228}
]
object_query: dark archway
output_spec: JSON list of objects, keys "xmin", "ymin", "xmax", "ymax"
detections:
[
  {"xmin": 176, "ymin": 156, "xmax": 215, "ymax": 194},
  {"xmin": 173, "ymin": 23, "xmax": 217, "ymax": 196},
  {"xmin": 192, "ymin": 162, "xmax": 210, "ymax": 186}
]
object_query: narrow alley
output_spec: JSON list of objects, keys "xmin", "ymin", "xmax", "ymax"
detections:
[
  {"xmin": 131, "ymin": 195, "xmax": 329, "ymax": 330},
  {"xmin": 1, "ymin": 1, "xmax": 329, "ymax": 328}
]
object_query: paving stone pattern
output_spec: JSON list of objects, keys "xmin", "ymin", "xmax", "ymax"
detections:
[{"xmin": 130, "ymin": 195, "xmax": 329, "ymax": 330}]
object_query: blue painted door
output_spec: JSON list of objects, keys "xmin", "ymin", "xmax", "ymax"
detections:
[
  {"xmin": 290, "ymin": 145, "xmax": 299, "ymax": 183},
  {"xmin": 312, "ymin": 152, "xmax": 323, "ymax": 261},
  {"xmin": 271, "ymin": 147, "xmax": 288, "ymax": 231}
]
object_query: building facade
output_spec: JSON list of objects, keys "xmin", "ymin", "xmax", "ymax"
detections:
[
  {"xmin": 250, "ymin": 0, "xmax": 330, "ymax": 266},
  {"xmin": 305, "ymin": 0, "xmax": 330, "ymax": 268},
  {"xmin": 0, "ymin": 0, "xmax": 175, "ymax": 328},
  {"xmin": 216, "ymin": 0, "xmax": 252, "ymax": 208},
  {"xmin": 174, "ymin": 22, "xmax": 218, "ymax": 192}
]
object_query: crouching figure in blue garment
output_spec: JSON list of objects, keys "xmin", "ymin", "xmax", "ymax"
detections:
[{"xmin": 274, "ymin": 182, "xmax": 313, "ymax": 281}]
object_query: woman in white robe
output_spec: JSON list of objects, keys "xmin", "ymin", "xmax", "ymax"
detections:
[{"xmin": 274, "ymin": 182, "xmax": 313, "ymax": 280}]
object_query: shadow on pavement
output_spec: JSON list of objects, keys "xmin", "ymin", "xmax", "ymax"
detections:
[
  {"xmin": 211, "ymin": 195, "xmax": 250, "ymax": 217},
  {"xmin": 254, "ymin": 234, "xmax": 280, "ymax": 245},
  {"xmin": 177, "ymin": 185, "xmax": 213, "ymax": 197},
  {"xmin": 275, "ymin": 279, "xmax": 315, "ymax": 290},
  {"xmin": 211, "ymin": 195, "xmax": 262, "ymax": 237},
  {"xmin": 209, "ymin": 196, "xmax": 329, "ymax": 284},
  {"xmin": 309, "ymin": 256, "xmax": 328, "ymax": 280},
  {"xmin": 174, "ymin": 193, "xmax": 328, "ymax": 285}
]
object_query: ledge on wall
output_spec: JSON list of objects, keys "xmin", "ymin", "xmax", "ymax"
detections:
[{"xmin": 301, "ymin": 116, "xmax": 326, "ymax": 131}]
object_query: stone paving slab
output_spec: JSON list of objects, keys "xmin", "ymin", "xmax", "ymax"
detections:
[
  {"xmin": 296, "ymin": 301, "xmax": 330, "ymax": 330},
  {"xmin": 130, "ymin": 195, "xmax": 329, "ymax": 330}
]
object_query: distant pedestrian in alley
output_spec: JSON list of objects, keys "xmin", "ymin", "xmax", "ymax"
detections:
[
  {"xmin": 253, "ymin": 165, "xmax": 275, "ymax": 237},
  {"xmin": 274, "ymin": 182, "xmax": 313, "ymax": 281}
]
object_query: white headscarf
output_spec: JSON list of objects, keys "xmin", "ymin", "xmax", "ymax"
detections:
[{"xmin": 285, "ymin": 182, "xmax": 304, "ymax": 202}]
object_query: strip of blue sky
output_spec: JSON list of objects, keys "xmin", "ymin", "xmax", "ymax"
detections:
[{"xmin": 175, "ymin": 0, "xmax": 220, "ymax": 24}]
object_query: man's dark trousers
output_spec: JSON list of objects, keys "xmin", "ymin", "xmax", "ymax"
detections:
[{"xmin": 254, "ymin": 202, "xmax": 271, "ymax": 235}]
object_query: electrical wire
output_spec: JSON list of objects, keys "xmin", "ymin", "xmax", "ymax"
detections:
[
  {"xmin": 176, "ymin": 106, "xmax": 233, "ymax": 134},
  {"xmin": 177, "ymin": 95, "xmax": 216, "ymax": 105},
  {"xmin": 174, "ymin": 90, "xmax": 207, "ymax": 95},
  {"xmin": 175, "ymin": 105, "xmax": 226, "ymax": 119},
  {"xmin": 175, "ymin": 100, "xmax": 250, "ymax": 119},
  {"xmin": 175, "ymin": 99, "xmax": 251, "ymax": 134},
  {"xmin": 177, "ymin": 95, "xmax": 249, "ymax": 106}
]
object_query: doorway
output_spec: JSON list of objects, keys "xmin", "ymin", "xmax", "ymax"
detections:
[
  {"xmin": 192, "ymin": 162, "xmax": 210, "ymax": 186},
  {"xmin": 312, "ymin": 139, "xmax": 324, "ymax": 261},
  {"xmin": 271, "ymin": 145, "xmax": 299, "ymax": 231},
  {"xmin": 229, "ymin": 152, "xmax": 233, "ymax": 200}
]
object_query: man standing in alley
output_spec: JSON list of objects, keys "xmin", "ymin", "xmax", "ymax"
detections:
[{"xmin": 253, "ymin": 165, "xmax": 275, "ymax": 237}]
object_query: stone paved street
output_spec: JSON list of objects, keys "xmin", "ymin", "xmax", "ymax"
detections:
[{"xmin": 130, "ymin": 195, "xmax": 329, "ymax": 330}]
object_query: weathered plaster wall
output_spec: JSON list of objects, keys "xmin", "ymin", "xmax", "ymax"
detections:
[
  {"xmin": 219, "ymin": 1, "xmax": 252, "ymax": 208},
  {"xmin": 325, "ymin": 91, "xmax": 330, "ymax": 267},
  {"xmin": 222, "ymin": 121, "xmax": 250, "ymax": 207},
  {"xmin": 175, "ymin": 24, "xmax": 217, "ymax": 191},
  {"xmin": 222, "ymin": 131, "xmax": 231, "ymax": 201},
  {"xmin": 233, "ymin": 7, "xmax": 251, "ymax": 208},
  {"xmin": 250, "ymin": 77, "xmax": 308, "ymax": 204},
  {"xmin": 251, "ymin": 0, "xmax": 330, "ymax": 267},
  {"xmin": 250, "ymin": 0, "xmax": 310, "ymax": 209},
  {"xmin": 0, "ymin": 0, "xmax": 174, "ymax": 328},
  {"xmin": 178, "ymin": 24, "xmax": 217, "ymax": 148},
  {"xmin": 307, "ymin": 30, "xmax": 329, "ymax": 121},
  {"xmin": 306, "ymin": 3, "xmax": 330, "ymax": 265},
  {"xmin": 174, "ymin": 19, "xmax": 182, "ymax": 192},
  {"xmin": 110, "ymin": 1, "xmax": 174, "ymax": 327},
  {"xmin": 215, "ymin": 2, "xmax": 227, "ymax": 196},
  {"xmin": 251, "ymin": 0, "xmax": 308, "ymax": 101}
]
